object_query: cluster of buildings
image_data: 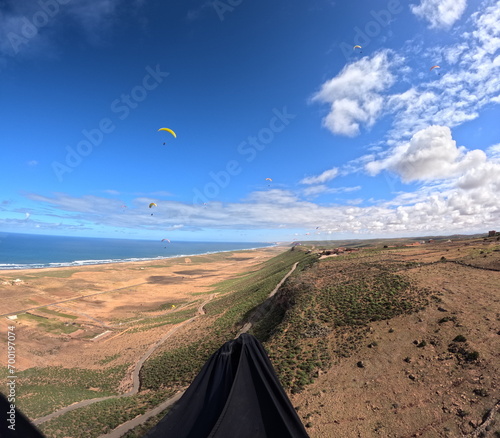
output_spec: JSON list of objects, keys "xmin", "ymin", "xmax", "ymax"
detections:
[
  {"xmin": 405, "ymin": 239, "xmax": 435, "ymax": 247},
  {"xmin": 319, "ymin": 247, "xmax": 359, "ymax": 256}
]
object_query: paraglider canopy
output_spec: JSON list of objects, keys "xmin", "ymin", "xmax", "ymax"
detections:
[
  {"xmin": 430, "ymin": 65, "xmax": 441, "ymax": 76},
  {"xmin": 158, "ymin": 128, "xmax": 177, "ymax": 138},
  {"xmin": 265, "ymin": 178, "xmax": 272, "ymax": 182},
  {"xmin": 144, "ymin": 334, "xmax": 309, "ymax": 438},
  {"xmin": 149, "ymin": 203, "xmax": 157, "ymax": 208}
]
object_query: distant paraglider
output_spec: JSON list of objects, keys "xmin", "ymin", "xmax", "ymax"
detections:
[
  {"xmin": 430, "ymin": 65, "xmax": 441, "ymax": 75},
  {"xmin": 353, "ymin": 45, "xmax": 362, "ymax": 54},
  {"xmin": 158, "ymin": 128, "xmax": 177, "ymax": 145},
  {"xmin": 149, "ymin": 202, "xmax": 157, "ymax": 215},
  {"xmin": 161, "ymin": 239, "xmax": 170, "ymax": 243}
]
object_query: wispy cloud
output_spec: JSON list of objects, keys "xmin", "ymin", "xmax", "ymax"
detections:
[
  {"xmin": 312, "ymin": 1, "xmax": 500, "ymax": 147},
  {"xmin": 389, "ymin": 1, "xmax": 500, "ymax": 142},
  {"xmin": 102, "ymin": 189, "xmax": 121, "ymax": 195},
  {"xmin": 20, "ymin": 137, "xmax": 499, "ymax": 239},
  {"xmin": 0, "ymin": 0, "xmax": 139, "ymax": 60},
  {"xmin": 326, "ymin": 0, "xmax": 500, "ymax": 196},
  {"xmin": 302, "ymin": 184, "xmax": 361, "ymax": 198},
  {"xmin": 300, "ymin": 167, "xmax": 339, "ymax": 185},
  {"xmin": 487, "ymin": 143, "xmax": 500, "ymax": 157}
]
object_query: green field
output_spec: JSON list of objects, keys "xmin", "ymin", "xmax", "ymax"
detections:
[
  {"xmin": 13, "ymin": 365, "xmax": 130, "ymax": 419},
  {"xmin": 37, "ymin": 307, "xmax": 79, "ymax": 319},
  {"xmin": 17, "ymin": 313, "xmax": 80, "ymax": 334}
]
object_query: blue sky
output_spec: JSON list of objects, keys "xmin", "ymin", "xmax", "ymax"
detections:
[{"xmin": 1, "ymin": 0, "xmax": 499, "ymax": 242}]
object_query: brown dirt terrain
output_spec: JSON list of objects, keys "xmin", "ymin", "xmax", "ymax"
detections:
[
  {"xmin": 1, "ymin": 239, "xmax": 498, "ymax": 438},
  {"xmin": 0, "ymin": 247, "xmax": 284, "ymax": 371},
  {"xmin": 290, "ymin": 238, "xmax": 500, "ymax": 438}
]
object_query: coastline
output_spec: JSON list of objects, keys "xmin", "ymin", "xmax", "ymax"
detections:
[
  {"xmin": 0, "ymin": 245, "xmax": 289, "ymax": 319},
  {"xmin": 0, "ymin": 242, "xmax": 283, "ymax": 271},
  {"xmin": 0, "ymin": 244, "xmax": 302, "ymax": 438}
]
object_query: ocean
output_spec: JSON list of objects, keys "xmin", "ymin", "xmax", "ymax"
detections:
[{"xmin": 0, "ymin": 233, "xmax": 273, "ymax": 270}]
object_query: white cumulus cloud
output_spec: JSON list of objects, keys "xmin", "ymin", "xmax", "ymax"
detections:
[
  {"xmin": 366, "ymin": 125, "xmax": 487, "ymax": 182},
  {"xmin": 411, "ymin": 0, "xmax": 467, "ymax": 29},
  {"xmin": 311, "ymin": 51, "xmax": 399, "ymax": 136}
]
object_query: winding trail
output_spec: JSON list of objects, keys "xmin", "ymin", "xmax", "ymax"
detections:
[
  {"xmin": 99, "ymin": 262, "xmax": 300, "ymax": 438},
  {"xmin": 33, "ymin": 294, "xmax": 216, "ymax": 426},
  {"xmin": 236, "ymin": 261, "xmax": 299, "ymax": 337},
  {"xmin": 33, "ymin": 261, "xmax": 299, "ymax": 437}
]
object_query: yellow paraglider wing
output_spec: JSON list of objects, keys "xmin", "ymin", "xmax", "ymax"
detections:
[
  {"xmin": 149, "ymin": 203, "xmax": 157, "ymax": 208},
  {"xmin": 158, "ymin": 128, "xmax": 177, "ymax": 138},
  {"xmin": 353, "ymin": 45, "xmax": 362, "ymax": 49},
  {"xmin": 430, "ymin": 65, "xmax": 440, "ymax": 71},
  {"xmin": 265, "ymin": 178, "xmax": 273, "ymax": 181}
]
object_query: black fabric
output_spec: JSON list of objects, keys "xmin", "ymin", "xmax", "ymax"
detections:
[
  {"xmin": 145, "ymin": 334, "xmax": 309, "ymax": 438},
  {"xmin": 0, "ymin": 392, "xmax": 44, "ymax": 438}
]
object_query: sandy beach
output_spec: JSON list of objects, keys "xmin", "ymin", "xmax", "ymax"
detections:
[{"xmin": 0, "ymin": 245, "xmax": 287, "ymax": 371}]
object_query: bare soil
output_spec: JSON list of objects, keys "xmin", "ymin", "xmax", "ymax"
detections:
[
  {"xmin": 291, "ymin": 239, "xmax": 500, "ymax": 438},
  {"xmin": 1, "ymin": 239, "xmax": 498, "ymax": 438},
  {"xmin": 0, "ymin": 247, "xmax": 285, "ymax": 371}
]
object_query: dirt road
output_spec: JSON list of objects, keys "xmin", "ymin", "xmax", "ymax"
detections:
[{"xmin": 33, "ymin": 294, "xmax": 216, "ymax": 426}]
